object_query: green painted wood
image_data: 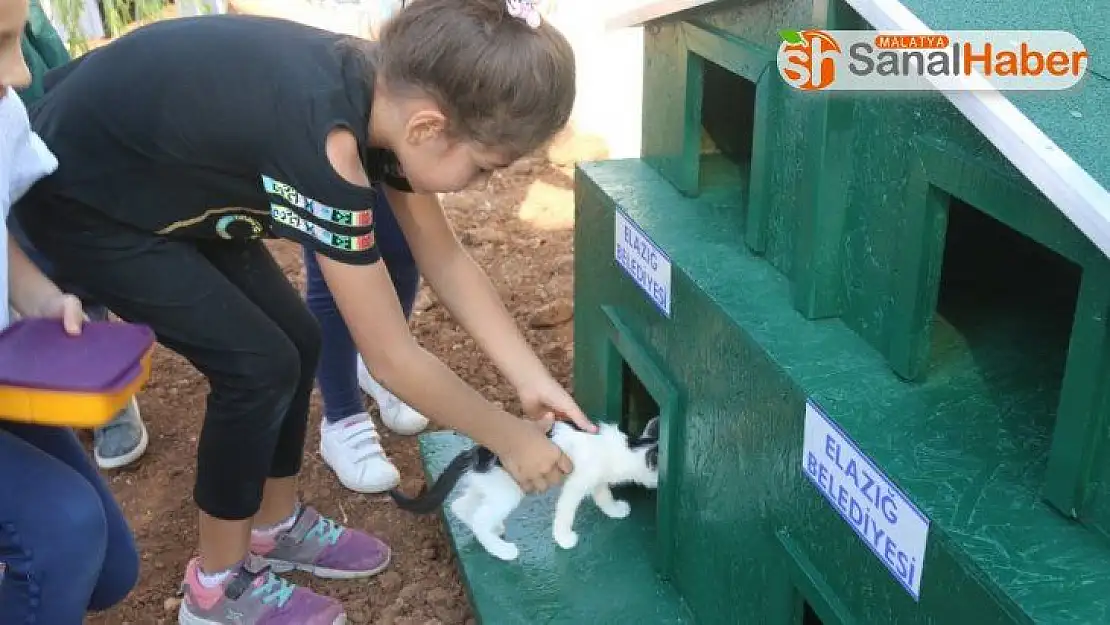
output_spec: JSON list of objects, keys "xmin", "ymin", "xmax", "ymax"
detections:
[
  {"xmin": 636, "ymin": 4, "xmax": 1110, "ymax": 537},
  {"xmin": 791, "ymin": 0, "xmax": 866, "ymax": 319},
  {"xmin": 917, "ymin": 140, "xmax": 1094, "ymax": 267},
  {"xmin": 884, "ymin": 138, "xmax": 1096, "ymax": 382},
  {"xmin": 682, "ymin": 21, "xmax": 772, "ymax": 82},
  {"xmin": 642, "ymin": 22, "xmax": 701, "ymax": 196},
  {"xmin": 778, "ymin": 530, "xmax": 862, "ymax": 625},
  {"xmin": 790, "ymin": 91, "xmax": 854, "ymax": 319},
  {"xmin": 600, "ymin": 304, "xmax": 687, "ymax": 578},
  {"xmin": 1043, "ymin": 260, "xmax": 1110, "ymax": 520},
  {"xmin": 742, "ymin": 65, "xmax": 776, "ymax": 255},
  {"xmin": 642, "ymin": 19, "xmax": 775, "ymax": 244},
  {"xmin": 884, "ymin": 156, "xmax": 947, "ymax": 383},
  {"xmin": 573, "ymin": 158, "xmax": 1110, "ymax": 624},
  {"xmin": 434, "ymin": 3, "xmax": 1110, "ymax": 622},
  {"xmin": 1077, "ymin": 302, "xmax": 1110, "ymax": 538},
  {"xmin": 873, "ymin": 134, "xmax": 1110, "ymax": 528},
  {"xmin": 416, "ymin": 431, "xmax": 695, "ymax": 625},
  {"xmin": 895, "ymin": 0, "xmax": 1110, "ymax": 192}
]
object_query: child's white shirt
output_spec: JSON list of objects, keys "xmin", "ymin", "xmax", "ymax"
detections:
[{"xmin": 0, "ymin": 87, "xmax": 60, "ymax": 330}]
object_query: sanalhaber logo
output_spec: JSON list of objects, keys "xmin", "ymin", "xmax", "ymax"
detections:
[{"xmin": 776, "ymin": 29, "xmax": 1089, "ymax": 91}]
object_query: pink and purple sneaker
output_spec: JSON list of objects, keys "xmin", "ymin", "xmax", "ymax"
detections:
[
  {"xmin": 177, "ymin": 506, "xmax": 390, "ymax": 624},
  {"xmin": 177, "ymin": 555, "xmax": 346, "ymax": 625},
  {"xmin": 250, "ymin": 504, "xmax": 392, "ymax": 579}
]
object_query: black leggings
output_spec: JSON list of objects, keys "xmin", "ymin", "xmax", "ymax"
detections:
[{"xmin": 15, "ymin": 198, "xmax": 321, "ymax": 520}]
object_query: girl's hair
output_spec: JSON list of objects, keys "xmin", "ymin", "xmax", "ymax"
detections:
[{"xmin": 376, "ymin": 0, "xmax": 576, "ymax": 161}]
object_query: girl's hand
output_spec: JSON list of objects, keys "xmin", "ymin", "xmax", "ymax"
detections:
[
  {"xmin": 495, "ymin": 416, "xmax": 573, "ymax": 493},
  {"xmin": 518, "ymin": 374, "xmax": 597, "ymax": 433},
  {"xmin": 30, "ymin": 293, "xmax": 85, "ymax": 336}
]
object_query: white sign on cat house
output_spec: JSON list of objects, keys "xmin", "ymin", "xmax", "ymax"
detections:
[
  {"xmin": 614, "ymin": 208, "xmax": 672, "ymax": 317},
  {"xmin": 802, "ymin": 400, "xmax": 931, "ymax": 600}
]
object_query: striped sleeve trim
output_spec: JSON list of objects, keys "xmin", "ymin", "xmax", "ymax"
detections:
[
  {"xmin": 270, "ymin": 204, "xmax": 377, "ymax": 253},
  {"xmin": 262, "ymin": 174, "xmax": 374, "ymax": 228}
]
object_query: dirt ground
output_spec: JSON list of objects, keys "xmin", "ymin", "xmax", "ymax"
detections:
[{"xmin": 82, "ymin": 136, "xmax": 605, "ymax": 624}]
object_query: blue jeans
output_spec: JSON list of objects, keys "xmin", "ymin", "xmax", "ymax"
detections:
[
  {"xmin": 304, "ymin": 185, "xmax": 420, "ymax": 423},
  {"xmin": 7, "ymin": 212, "xmax": 109, "ymax": 321},
  {"xmin": 0, "ymin": 423, "xmax": 140, "ymax": 621}
]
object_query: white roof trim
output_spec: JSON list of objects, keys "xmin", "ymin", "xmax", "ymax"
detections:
[{"xmin": 606, "ymin": 0, "xmax": 717, "ymax": 30}]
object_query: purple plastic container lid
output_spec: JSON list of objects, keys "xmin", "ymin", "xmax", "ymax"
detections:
[{"xmin": 0, "ymin": 318, "xmax": 155, "ymax": 393}]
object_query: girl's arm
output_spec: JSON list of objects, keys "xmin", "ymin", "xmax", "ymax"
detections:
[
  {"xmin": 317, "ymin": 130, "xmax": 570, "ymax": 493},
  {"xmin": 382, "ymin": 186, "xmax": 595, "ymax": 432},
  {"xmin": 317, "ymin": 250, "xmax": 568, "ymax": 493},
  {"xmin": 7, "ymin": 233, "xmax": 83, "ymax": 334}
]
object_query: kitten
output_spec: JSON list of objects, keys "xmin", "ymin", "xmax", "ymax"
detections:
[{"xmin": 390, "ymin": 417, "xmax": 661, "ymax": 561}]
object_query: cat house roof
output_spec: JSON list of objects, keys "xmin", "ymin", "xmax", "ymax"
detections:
[{"xmin": 609, "ymin": 0, "xmax": 1110, "ymax": 261}]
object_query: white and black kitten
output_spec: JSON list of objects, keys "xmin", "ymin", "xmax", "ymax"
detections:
[{"xmin": 391, "ymin": 417, "xmax": 661, "ymax": 561}]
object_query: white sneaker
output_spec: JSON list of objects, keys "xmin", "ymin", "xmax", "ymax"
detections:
[
  {"xmin": 319, "ymin": 413, "xmax": 401, "ymax": 493},
  {"xmin": 356, "ymin": 356, "xmax": 429, "ymax": 435}
]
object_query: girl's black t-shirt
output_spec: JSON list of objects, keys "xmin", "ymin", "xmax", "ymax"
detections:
[{"xmin": 24, "ymin": 14, "xmax": 408, "ymax": 265}]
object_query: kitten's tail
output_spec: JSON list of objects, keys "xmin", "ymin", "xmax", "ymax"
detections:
[{"xmin": 388, "ymin": 447, "xmax": 477, "ymax": 514}]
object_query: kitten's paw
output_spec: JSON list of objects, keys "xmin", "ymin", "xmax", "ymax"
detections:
[
  {"xmin": 554, "ymin": 530, "xmax": 579, "ymax": 550},
  {"xmin": 489, "ymin": 542, "xmax": 519, "ymax": 561},
  {"xmin": 603, "ymin": 500, "xmax": 632, "ymax": 519}
]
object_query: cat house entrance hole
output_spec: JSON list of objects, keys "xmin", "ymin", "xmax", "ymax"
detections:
[
  {"xmin": 697, "ymin": 55, "xmax": 756, "ymax": 198},
  {"xmin": 801, "ymin": 603, "xmax": 824, "ymax": 625},
  {"xmin": 931, "ymin": 194, "xmax": 1080, "ymax": 445},
  {"xmin": 621, "ymin": 360, "xmax": 660, "ymax": 440}
]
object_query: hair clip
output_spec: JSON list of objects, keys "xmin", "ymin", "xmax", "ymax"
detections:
[{"xmin": 506, "ymin": 0, "xmax": 542, "ymax": 29}]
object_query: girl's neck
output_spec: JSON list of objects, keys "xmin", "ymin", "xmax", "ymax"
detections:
[{"xmin": 368, "ymin": 78, "xmax": 406, "ymax": 150}]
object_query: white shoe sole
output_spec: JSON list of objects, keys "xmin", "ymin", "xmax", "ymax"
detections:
[
  {"xmin": 262, "ymin": 550, "xmax": 391, "ymax": 580},
  {"xmin": 326, "ymin": 464, "xmax": 400, "ymax": 494},
  {"xmin": 178, "ymin": 603, "xmax": 348, "ymax": 625},
  {"xmin": 379, "ymin": 414, "xmax": 429, "ymax": 436}
]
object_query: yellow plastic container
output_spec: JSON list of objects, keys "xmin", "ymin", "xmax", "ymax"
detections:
[
  {"xmin": 0, "ymin": 347, "xmax": 154, "ymax": 428},
  {"xmin": 0, "ymin": 319, "xmax": 156, "ymax": 428}
]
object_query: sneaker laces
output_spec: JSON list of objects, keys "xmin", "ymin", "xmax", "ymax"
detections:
[
  {"xmin": 250, "ymin": 570, "xmax": 297, "ymax": 608},
  {"xmin": 336, "ymin": 419, "xmax": 385, "ymax": 463},
  {"xmin": 305, "ymin": 516, "xmax": 344, "ymax": 547}
]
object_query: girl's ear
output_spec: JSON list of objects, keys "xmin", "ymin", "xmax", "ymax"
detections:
[{"xmin": 404, "ymin": 109, "xmax": 448, "ymax": 145}]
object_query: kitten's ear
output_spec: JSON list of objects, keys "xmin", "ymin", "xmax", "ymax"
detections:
[
  {"xmin": 646, "ymin": 444, "xmax": 659, "ymax": 470},
  {"xmin": 641, "ymin": 416, "xmax": 661, "ymax": 441}
]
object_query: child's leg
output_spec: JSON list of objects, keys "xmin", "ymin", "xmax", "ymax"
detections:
[
  {"xmin": 0, "ymin": 425, "xmax": 138, "ymax": 622},
  {"xmin": 195, "ymin": 239, "xmax": 322, "ymax": 526},
  {"xmin": 15, "ymin": 200, "xmax": 350, "ymax": 623},
  {"xmin": 303, "ymin": 248, "xmax": 364, "ymax": 421},
  {"xmin": 0, "ymin": 422, "xmax": 140, "ymax": 611},
  {"xmin": 306, "ymin": 186, "xmax": 425, "ymax": 492},
  {"xmin": 19, "ymin": 227, "xmax": 301, "ymax": 560},
  {"xmin": 194, "ymin": 241, "xmax": 391, "ymax": 580},
  {"xmin": 304, "ymin": 249, "xmax": 400, "ymax": 494}
]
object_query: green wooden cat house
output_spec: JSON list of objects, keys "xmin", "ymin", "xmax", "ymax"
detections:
[{"xmin": 417, "ymin": 0, "xmax": 1110, "ymax": 622}]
